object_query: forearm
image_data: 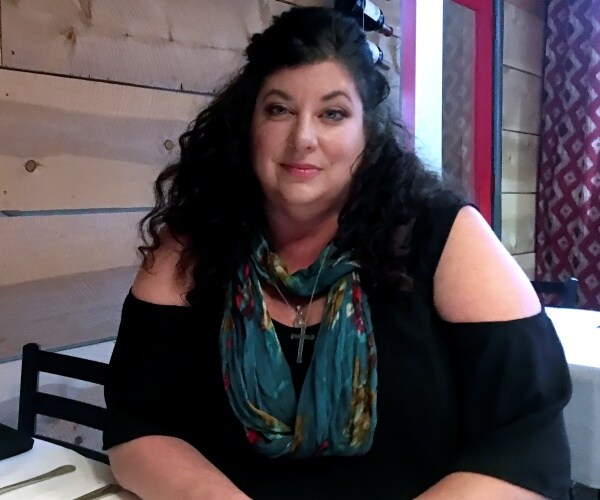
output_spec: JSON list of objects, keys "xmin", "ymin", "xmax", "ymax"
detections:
[
  {"xmin": 416, "ymin": 472, "xmax": 544, "ymax": 500},
  {"xmin": 108, "ymin": 435, "xmax": 250, "ymax": 500}
]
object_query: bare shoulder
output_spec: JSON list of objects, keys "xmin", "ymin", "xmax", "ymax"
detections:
[
  {"xmin": 433, "ymin": 206, "xmax": 541, "ymax": 323},
  {"xmin": 131, "ymin": 230, "xmax": 192, "ymax": 306}
]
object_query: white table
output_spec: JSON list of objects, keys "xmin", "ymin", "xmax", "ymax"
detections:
[
  {"xmin": 0, "ymin": 439, "xmax": 137, "ymax": 499},
  {"xmin": 546, "ymin": 306, "xmax": 600, "ymax": 489}
]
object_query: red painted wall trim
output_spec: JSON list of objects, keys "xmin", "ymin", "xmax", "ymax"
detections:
[
  {"xmin": 451, "ymin": 0, "xmax": 494, "ymax": 222},
  {"xmin": 400, "ymin": 0, "xmax": 416, "ymax": 150}
]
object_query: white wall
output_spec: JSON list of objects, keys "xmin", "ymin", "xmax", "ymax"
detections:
[{"xmin": 414, "ymin": 0, "xmax": 444, "ymax": 172}]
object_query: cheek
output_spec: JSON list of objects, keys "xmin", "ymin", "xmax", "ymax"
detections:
[
  {"xmin": 251, "ymin": 125, "xmax": 280, "ymax": 166},
  {"xmin": 329, "ymin": 128, "xmax": 365, "ymax": 165},
  {"xmin": 250, "ymin": 128, "xmax": 268, "ymax": 173}
]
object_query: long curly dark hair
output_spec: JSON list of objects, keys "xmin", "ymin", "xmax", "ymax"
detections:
[{"xmin": 140, "ymin": 6, "xmax": 459, "ymax": 305}]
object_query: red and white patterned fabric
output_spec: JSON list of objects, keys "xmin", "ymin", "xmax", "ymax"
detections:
[{"xmin": 536, "ymin": 0, "xmax": 600, "ymax": 310}]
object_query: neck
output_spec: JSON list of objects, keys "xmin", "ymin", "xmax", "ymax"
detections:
[{"xmin": 265, "ymin": 205, "xmax": 339, "ymax": 273}]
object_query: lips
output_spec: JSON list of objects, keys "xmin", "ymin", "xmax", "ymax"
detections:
[{"xmin": 280, "ymin": 163, "xmax": 322, "ymax": 178}]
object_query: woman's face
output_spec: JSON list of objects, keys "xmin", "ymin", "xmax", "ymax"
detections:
[{"xmin": 250, "ymin": 61, "xmax": 365, "ymax": 217}]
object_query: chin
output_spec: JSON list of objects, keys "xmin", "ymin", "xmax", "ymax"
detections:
[
  {"xmin": 274, "ymin": 186, "xmax": 317, "ymax": 204},
  {"xmin": 281, "ymin": 194, "xmax": 319, "ymax": 207}
]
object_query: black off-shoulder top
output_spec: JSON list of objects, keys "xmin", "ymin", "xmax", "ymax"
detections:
[{"xmin": 104, "ymin": 201, "xmax": 572, "ymax": 499}]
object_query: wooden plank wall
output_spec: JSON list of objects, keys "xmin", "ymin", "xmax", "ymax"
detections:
[
  {"xmin": 501, "ymin": 0, "xmax": 546, "ymax": 278},
  {"xmin": 0, "ymin": 0, "xmax": 402, "ymax": 358}
]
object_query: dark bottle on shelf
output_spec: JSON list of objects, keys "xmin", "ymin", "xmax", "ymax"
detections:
[
  {"xmin": 367, "ymin": 40, "xmax": 384, "ymax": 65},
  {"xmin": 334, "ymin": 0, "xmax": 394, "ymax": 36}
]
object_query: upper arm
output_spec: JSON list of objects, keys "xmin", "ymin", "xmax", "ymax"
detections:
[
  {"xmin": 433, "ymin": 206, "xmax": 541, "ymax": 323},
  {"xmin": 132, "ymin": 231, "xmax": 192, "ymax": 306}
]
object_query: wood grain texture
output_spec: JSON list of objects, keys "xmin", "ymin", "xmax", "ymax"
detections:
[
  {"xmin": 502, "ymin": 130, "xmax": 539, "ymax": 193},
  {"xmin": 0, "ymin": 69, "xmax": 209, "ymax": 211},
  {"xmin": 0, "ymin": 0, "xmax": 295, "ymax": 92},
  {"xmin": 501, "ymin": 193, "xmax": 536, "ymax": 254},
  {"xmin": 0, "ymin": 267, "xmax": 136, "ymax": 358},
  {"xmin": 379, "ymin": 0, "xmax": 401, "ymax": 31},
  {"xmin": 504, "ymin": 1, "xmax": 545, "ymax": 76},
  {"xmin": 513, "ymin": 252, "xmax": 535, "ymax": 279},
  {"xmin": 501, "ymin": 2, "xmax": 545, "ymax": 273},
  {"xmin": 502, "ymin": 66, "xmax": 543, "ymax": 135},
  {"xmin": 0, "ymin": 0, "xmax": 406, "ymax": 357},
  {"xmin": 0, "ymin": 212, "xmax": 142, "ymax": 285}
]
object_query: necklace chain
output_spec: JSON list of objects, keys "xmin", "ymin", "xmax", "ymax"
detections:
[
  {"xmin": 273, "ymin": 247, "xmax": 329, "ymax": 326},
  {"xmin": 271, "ymin": 246, "xmax": 330, "ymax": 363}
]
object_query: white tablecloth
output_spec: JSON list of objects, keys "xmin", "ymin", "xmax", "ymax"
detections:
[
  {"xmin": 0, "ymin": 439, "xmax": 137, "ymax": 499},
  {"xmin": 546, "ymin": 306, "xmax": 600, "ymax": 489}
]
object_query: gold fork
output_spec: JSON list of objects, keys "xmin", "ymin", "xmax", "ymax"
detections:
[
  {"xmin": 0, "ymin": 464, "xmax": 76, "ymax": 495},
  {"xmin": 72, "ymin": 483, "xmax": 123, "ymax": 500}
]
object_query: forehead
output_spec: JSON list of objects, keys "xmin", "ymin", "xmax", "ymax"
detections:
[{"xmin": 258, "ymin": 61, "xmax": 362, "ymax": 102}]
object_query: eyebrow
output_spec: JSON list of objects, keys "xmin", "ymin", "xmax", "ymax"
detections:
[
  {"xmin": 260, "ymin": 89, "xmax": 353, "ymax": 103},
  {"xmin": 321, "ymin": 90, "xmax": 352, "ymax": 103},
  {"xmin": 261, "ymin": 89, "xmax": 292, "ymax": 101}
]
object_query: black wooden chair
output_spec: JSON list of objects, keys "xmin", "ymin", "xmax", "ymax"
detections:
[
  {"xmin": 18, "ymin": 343, "xmax": 109, "ymax": 463},
  {"xmin": 531, "ymin": 277, "xmax": 579, "ymax": 308}
]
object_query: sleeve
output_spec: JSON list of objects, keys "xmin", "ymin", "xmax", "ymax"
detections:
[
  {"xmin": 409, "ymin": 194, "xmax": 471, "ymax": 279},
  {"xmin": 444, "ymin": 312, "xmax": 572, "ymax": 499},
  {"xmin": 102, "ymin": 291, "xmax": 207, "ymax": 450}
]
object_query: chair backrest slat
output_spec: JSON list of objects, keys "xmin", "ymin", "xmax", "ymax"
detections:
[
  {"xmin": 531, "ymin": 277, "xmax": 578, "ymax": 308},
  {"xmin": 37, "ymin": 350, "xmax": 108, "ymax": 385},
  {"xmin": 18, "ymin": 342, "xmax": 109, "ymax": 464},
  {"xmin": 35, "ymin": 393, "xmax": 107, "ymax": 430}
]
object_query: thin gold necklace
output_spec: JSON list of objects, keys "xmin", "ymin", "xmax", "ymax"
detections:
[{"xmin": 271, "ymin": 246, "xmax": 329, "ymax": 364}]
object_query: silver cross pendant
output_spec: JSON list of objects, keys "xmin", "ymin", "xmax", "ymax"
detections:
[{"xmin": 290, "ymin": 307, "xmax": 314, "ymax": 363}]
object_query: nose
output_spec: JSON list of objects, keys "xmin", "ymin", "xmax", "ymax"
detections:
[{"xmin": 289, "ymin": 114, "xmax": 318, "ymax": 152}]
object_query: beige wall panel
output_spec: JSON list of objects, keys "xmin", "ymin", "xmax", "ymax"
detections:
[
  {"xmin": 504, "ymin": 2, "xmax": 545, "ymax": 76},
  {"xmin": 501, "ymin": 193, "xmax": 536, "ymax": 254},
  {"xmin": 501, "ymin": 130, "xmax": 539, "ymax": 193},
  {"xmin": 0, "ymin": 0, "xmax": 292, "ymax": 92},
  {"xmin": 376, "ymin": 0, "xmax": 401, "ymax": 33},
  {"xmin": 0, "ymin": 266, "xmax": 137, "ymax": 358},
  {"xmin": 504, "ymin": 0, "xmax": 545, "ymax": 19},
  {"xmin": 0, "ymin": 212, "xmax": 142, "ymax": 285},
  {"xmin": 513, "ymin": 252, "xmax": 535, "ymax": 279},
  {"xmin": 502, "ymin": 66, "xmax": 543, "ymax": 134},
  {"xmin": 0, "ymin": 69, "xmax": 209, "ymax": 211}
]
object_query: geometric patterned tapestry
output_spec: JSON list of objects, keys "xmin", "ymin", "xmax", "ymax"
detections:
[{"xmin": 536, "ymin": 0, "xmax": 600, "ymax": 310}]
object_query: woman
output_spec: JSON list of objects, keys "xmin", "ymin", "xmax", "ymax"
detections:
[{"xmin": 104, "ymin": 7, "xmax": 571, "ymax": 499}]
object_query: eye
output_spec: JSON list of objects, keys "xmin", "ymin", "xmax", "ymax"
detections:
[
  {"xmin": 265, "ymin": 104, "xmax": 289, "ymax": 117},
  {"xmin": 322, "ymin": 108, "xmax": 349, "ymax": 122}
]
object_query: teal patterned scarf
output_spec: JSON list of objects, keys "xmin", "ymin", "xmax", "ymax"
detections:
[{"xmin": 220, "ymin": 235, "xmax": 378, "ymax": 458}]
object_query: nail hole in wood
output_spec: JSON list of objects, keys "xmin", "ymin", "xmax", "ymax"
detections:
[
  {"xmin": 65, "ymin": 27, "xmax": 77, "ymax": 43},
  {"xmin": 25, "ymin": 160, "xmax": 40, "ymax": 173}
]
